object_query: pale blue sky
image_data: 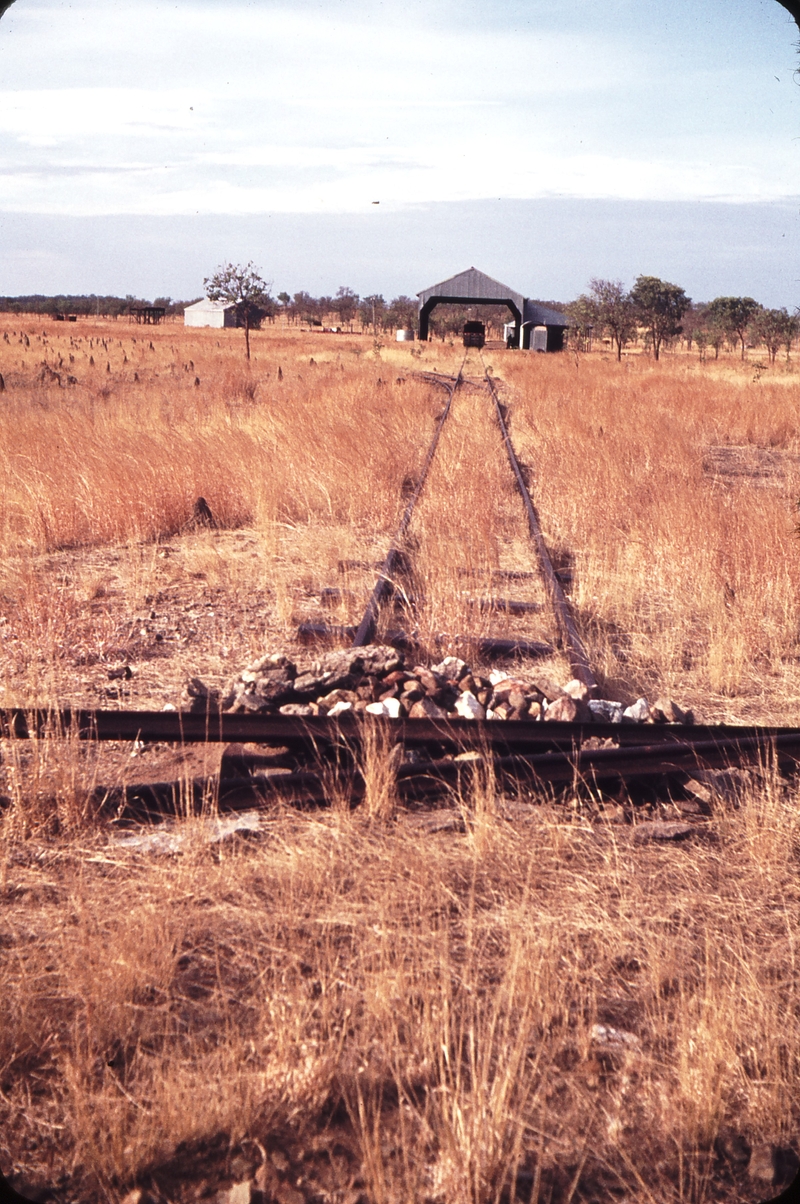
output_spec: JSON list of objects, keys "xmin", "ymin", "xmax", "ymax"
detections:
[{"xmin": 0, "ymin": 0, "xmax": 799, "ymax": 302}]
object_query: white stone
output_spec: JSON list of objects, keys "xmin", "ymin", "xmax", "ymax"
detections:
[
  {"xmin": 454, "ymin": 691, "xmax": 486, "ymax": 720},
  {"xmin": 489, "ymin": 669, "xmax": 510, "ymax": 686},
  {"xmin": 327, "ymin": 700, "xmax": 353, "ymax": 717},
  {"xmin": 622, "ymin": 697, "xmax": 650, "ymax": 722},
  {"xmin": 218, "ymin": 1183, "xmax": 254, "ymax": 1204},
  {"xmin": 562, "ymin": 679, "xmax": 589, "ymax": 701},
  {"xmin": 365, "ymin": 698, "xmax": 402, "ymax": 718},
  {"xmin": 588, "ymin": 699, "xmax": 624, "ymax": 723},
  {"xmin": 485, "ymin": 708, "xmax": 504, "ymax": 720},
  {"xmin": 431, "ymin": 656, "xmax": 467, "ymax": 681},
  {"xmin": 162, "ymin": 703, "xmax": 176, "ymax": 711},
  {"xmin": 590, "ymin": 1023, "xmax": 640, "ymax": 1050}
]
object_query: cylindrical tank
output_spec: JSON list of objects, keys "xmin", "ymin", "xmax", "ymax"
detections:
[
  {"xmin": 532, "ymin": 325, "xmax": 548, "ymax": 352},
  {"xmin": 396, "ymin": 329, "xmax": 415, "ymax": 341}
]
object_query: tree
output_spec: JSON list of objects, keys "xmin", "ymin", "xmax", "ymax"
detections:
[
  {"xmin": 680, "ymin": 301, "xmax": 709, "ymax": 353},
  {"xmin": 292, "ymin": 291, "xmax": 320, "ymax": 326},
  {"xmin": 277, "ymin": 291, "xmax": 291, "ymax": 322},
  {"xmin": 360, "ymin": 294, "xmax": 385, "ymax": 334},
  {"xmin": 786, "ymin": 313, "xmax": 800, "ymax": 361},
  {"xmin": 333, "ymin": 287, "xmax": 359, "ymax": 329},
  {"xmin": 754, "ymin": 307, "xmax": 792, "ymax": 364},
  {"xmin": 385, "ymin": 295, "xmax": 418, "ymax": 332},
  {"xmin": 705, "ymin": 296, "xmax": 760, "ymax": 361},
  {"xmin": 587, "ymin": 278, "xmax": 637, "ymax": 361},
  {"xmin": 629, "ymin": 276, "xmax": 689, "ymax": 361},
  {"xmin": 694, "ymin": 329, "xmax": 709, "ymax": 362},
  {"xmin": 565, "ymin": 296, "xmax": 596, "ymax": 352},
  {"xmin": 698, "ymin": 306, "xmax": 726, "ymax": 360},
  {"xmin": 204, "ymin": 261, "xmax": 273, "ymax": 360}
]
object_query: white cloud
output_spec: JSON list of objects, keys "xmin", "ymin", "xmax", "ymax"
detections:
[{"xmin": 0, "ymin": 0, "xmax": 797, "ymax": 215}]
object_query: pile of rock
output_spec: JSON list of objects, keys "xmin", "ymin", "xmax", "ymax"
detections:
[{"xmin": 186, "ymin": 645, "xmax": 693, "ymax": 725}]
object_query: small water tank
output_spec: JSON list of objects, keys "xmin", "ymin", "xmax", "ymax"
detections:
[
  {"xmin": 396, "ymin": 329, "xmax": 415, "ymax": 342},
  {"xmin": 532, "ymin": 325, "xmax": 548, "ymax": 352}
]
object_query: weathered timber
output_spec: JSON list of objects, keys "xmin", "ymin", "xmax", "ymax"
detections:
[
  {"xmin": 466, "ymin": 598, "xmax": 544, "ymax": 615},
  {"xmin": 338, "ymin": 559, "xmax": 381, "ymax": 573},
  {"xmin": 297, "ymin": 623, "xmax": 409, "ymax": 646},
  {"xmin": 297, "ymin": 624, "xmax": 554, "ymax": 660},
  {"xmin": 477, "ymin": 637, "xmax": 553, "ymax": 658}
]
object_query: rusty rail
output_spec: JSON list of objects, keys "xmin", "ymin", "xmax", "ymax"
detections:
[
  {"xmin": 80, "ymin": 726, "xmax": 800, "ymax": 820},
  {"xmin": 481, "ymin": 358, "xmax": 598, "ymax": 692},
  {"xmin": 351, "ymin": 358, "xmax": 465, "ymax": 646},
  {"xmin": 3, "ymin": 707, "xmax": 800, "ymax": 755}
]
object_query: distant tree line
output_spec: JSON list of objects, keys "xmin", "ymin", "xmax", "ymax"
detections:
[
  {"xmin": 6, "ymin": 278, "xmax": 798, "ymax": 362},
  {"xmin": 273, "ymin": 288, "xmax": 418, "ymax": 333},
  {"xmin": 0, "ymin": 294, "xmax": 199, "ymax": 318},
  {"xmin": 567, "ymin": 277, "xmax": 799, "ymax": 362},
  {"xmin": 0, "ymin": 287, "xmax": 422, "ymax": 332}
]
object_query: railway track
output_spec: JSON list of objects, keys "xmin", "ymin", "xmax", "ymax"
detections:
[{"xmin": 2, "ymin": 351, "xmax": 797, "ymax": 818}]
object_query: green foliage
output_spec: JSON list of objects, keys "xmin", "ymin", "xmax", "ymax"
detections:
[
  {"xmin": 291, "ymin": 291, "xmax": 321, "ymax": 324},
  {"xmin": 359, "ymin": 294, "xmax": 386, "ymax": 333},
  {"xmin": 629, "ymin": 275, "xmax": 690, "ymax": 361},
  {"xmin": 204, "ymin": 261, "xmax": 273, "ymax": 358},
  {"xmin": 705, "ymin": 296, "xmax": 761, "ymax": 359},
  {"xmin": 753, "ymin": 308, "xmax": 795, "ymax": 364},
  {"xmin": 565, "ymin": 296, "xmax": 596, "ymax": 352},
  {"xmin": 334, "ymin": 287, "xmax": 359, "ymax": 327},
  {"xmin": 384, "ymin": 295, "xmax": 418, "ymax": 331},
  {"xmin": 204, "ymin": 261, "xmax": 272, "ymax": 312},
  {"xmin": 587, "ymin": 278, "xmax": 637, "ymax": 360}
]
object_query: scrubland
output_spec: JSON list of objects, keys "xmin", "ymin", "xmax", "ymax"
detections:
[{"xmin": 0, "ymin": 316, "xmax": 799, "ymax": 1203}]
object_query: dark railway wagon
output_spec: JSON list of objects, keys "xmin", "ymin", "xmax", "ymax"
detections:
[{"xmin": 463, "ymin": 320, "xmax": 485, "ymax": 348}]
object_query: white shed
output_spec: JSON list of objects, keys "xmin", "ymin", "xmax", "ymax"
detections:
[{"xmin": 184, "ymin": 298, "xmax": 237, "ymax": 328}]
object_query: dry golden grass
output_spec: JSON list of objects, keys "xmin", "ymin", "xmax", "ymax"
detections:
[
  {"xmin": 0, "ymin": 322, "xmax": 433, "ymax": 553},
  {"xmin": 500, "ymin": 351, "xmax": 800, "ymax": 721},
  {"xmin": 1, "ymin": 317, "xmax": 799, "ymax": 1202},
  {"xmin": 1, "ymin": 777, "xmax": 798, "ymax": 1203}
]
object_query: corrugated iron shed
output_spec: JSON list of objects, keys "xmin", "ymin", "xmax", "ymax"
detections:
[{"xmin": 416, "ymin": 267, "xmax": 568, "ymax": 349}]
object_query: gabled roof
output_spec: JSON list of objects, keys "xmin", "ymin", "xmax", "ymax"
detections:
[
  {"xmin": 184, "ymin": 298, "xmax": 237, "ymax": 312},
  {"xmin": 417, "ymin": 267, "xmax": 525, "ymax": 314}
]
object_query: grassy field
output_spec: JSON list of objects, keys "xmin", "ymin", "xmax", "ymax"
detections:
[{"xmin": 0, "ymin": 315, "xmax": 799, "ymax": 1203}]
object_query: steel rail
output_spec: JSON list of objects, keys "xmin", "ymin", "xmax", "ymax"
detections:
[
  {"xmin": 91, "ymin": 728, "xmax": 800, "ymax": 819},
  {"xmin": 480, "ymin": 355, "xmax": 598, "ymax": 692},
  {"xmin": 351, "ymin": 356, "xmax": 466, "ymax": 647},
  {"xmin": 3, "ymin": 707, "xmax": 800, "ymax": 755}
]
